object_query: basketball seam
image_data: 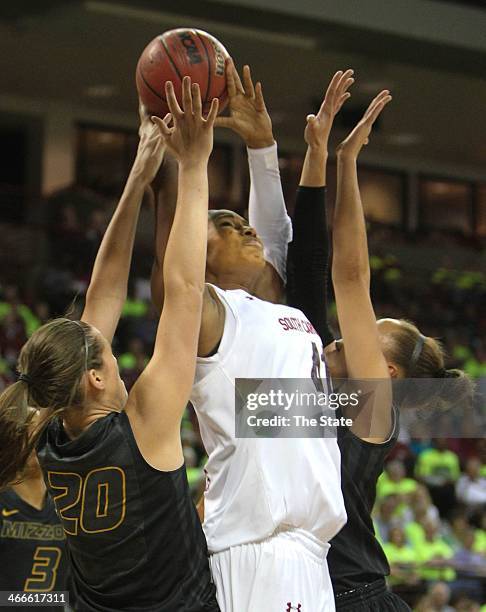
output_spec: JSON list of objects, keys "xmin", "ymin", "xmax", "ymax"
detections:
[
  {"xmin": 195, "ymin": 30, "xmax": 211, "ymax": 104},
  {"xmin": 138, "ymin": 66, "xmax": 167, "ymax": 103},
  {"xmin": 160, "ymin": 36, "xmax": 184, "ymax": 82}
]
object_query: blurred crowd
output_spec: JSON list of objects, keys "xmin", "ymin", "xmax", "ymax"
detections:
[{"xmin": 0, "ymin": 187, "xmax": 485, "ymax": 610}]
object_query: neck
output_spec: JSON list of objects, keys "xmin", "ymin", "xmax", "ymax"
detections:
[
  {"xmin": 206, "ymin": 269, "xmax": 261, "ymax": 293},
  {"xmin": 12, "ymin": 475, "xmax": 46, "ymax": 511},
  {"xmin": 63, "ymin": 401, "xmax": 119, "ymax": 439}
]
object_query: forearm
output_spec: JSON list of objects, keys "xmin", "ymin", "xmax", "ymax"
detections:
[
  {"xmin": 248, "ymin": 143, "xmax": 292, "ymax": 281},
  {"xmin": 287, "ymin": 186, "xmax": 334, "ymax": 347},
  {"xmin": 332, "ymin": 154, "xmax": 370, "ymax": 284},
  {"xmin": 299, "ymin": 147, "xmax": 328, "ymax": 187},
  {"xmin": 86, "ymin": 172, "xmax": 145, "ymax": 302},
  {"xmin": 162, "ymin": 162, "xmax": 208, "ymax": 294}
]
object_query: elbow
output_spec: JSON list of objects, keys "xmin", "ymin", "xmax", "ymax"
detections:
[{"xmin": 164, "ymin": 276, "xmax": 206, "ymax": 301}]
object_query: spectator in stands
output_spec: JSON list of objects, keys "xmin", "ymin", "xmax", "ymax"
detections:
[
  {"xmin": 0, "ymin": 285, "xmax": 39, "ymax": 337},
  {"xmin": 118, "ymin": 337, "xmax": 149, "ymax": 391},
  {"xmin": 374, "ymin": 494, "xmax": 402, "ymax": 542},
  {"xmin": 445, "ymin": 509, "xmax": 473, "ymax": 552},
  {"xmin": 415, "ymin": 581, "xmax": 454, "ymax": 612},
  {"xmin": 414, "ymin": 519, "xmax": 455, "ymax": 583},
  {"xmin": 382, "ymin": 526, "xmax": 420, "ymax": 587},
  {"xmin": 456, "ymin": 458, "xmax": 486, "ymax": 514},
  {"xmin": 452, "ymin": 594, "xmax": 481, "ymax": 611},
  {"xmin": 415, "ymin": 439, "xmax": 461, "ymax": 518},
  {"xmin": 404, "ymin": 486, "xmax": 440, "ymax": 547},
  {"xmin": 377, "ymin": 460, "xmax": 418, "ymax": 504},
  {"xmin": 452, "ymin": 528, "xmax": 486, "ymax": 602},
  {"xmin": 0, "ymin": 308, "xmax": 27, "ymax": 367},
  {"xmin": 473, "ymin": 512, "xmax": 486, "ymax": 555}
]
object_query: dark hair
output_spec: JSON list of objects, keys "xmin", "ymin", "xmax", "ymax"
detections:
[
  {"xmin": 384, "ymin": 319, "xmax": 474, "ymax": 409},
  {"xmin": 0, "ymin": 318, "xmax": 103, "ymax": 489}
]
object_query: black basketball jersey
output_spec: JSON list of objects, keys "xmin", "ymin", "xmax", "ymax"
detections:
[
  {"xmin": 328, "ymin": 407, "xmax": 398, "ymax": 594},
  {"xmin": 37, "ymin": 411, "xmax": 219, "ymax": 612},
  {"xmin": 0, "ymin": 488, "xmax": 68, "ymax": 611}
]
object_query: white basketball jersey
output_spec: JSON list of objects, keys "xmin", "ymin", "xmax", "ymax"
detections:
[{"xmin": 190, "ymin": 286, "xmax": 346, "ymax": 554}]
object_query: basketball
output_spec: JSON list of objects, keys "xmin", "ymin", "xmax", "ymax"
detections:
[{"xmin": 136, "ymin": 28, "xmax": 230, "ymax": 117}]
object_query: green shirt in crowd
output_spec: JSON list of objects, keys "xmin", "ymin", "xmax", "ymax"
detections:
[
  {"xmin": 376, "ymin": 473, "xmax": 418, "ymax": 500},
  {"xmin": 382, "ymin": 542, "xmax": 418, "ymax": 585},
  {"xmin": 415, "ymin": 448, "xmax": 460, "ymax": 484},
  {"xmin": 414, "ymin": 538, "xmax": 455, "ymax": 581}
]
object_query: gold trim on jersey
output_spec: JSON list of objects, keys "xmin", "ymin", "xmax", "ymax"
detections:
[
  {"xmin": 24, "ymin": 546, "xmax": 62, "ymax": 592},
  {"xmin": 47, "ymin": 467, "xmax": 126, "ymax": 536}
]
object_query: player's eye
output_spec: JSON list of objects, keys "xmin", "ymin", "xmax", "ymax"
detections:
[{"xmin": 220, "ymin": 221, "xmax": 233, "ymax": 228}]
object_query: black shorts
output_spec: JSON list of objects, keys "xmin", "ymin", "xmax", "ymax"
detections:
[{"xmin": 335, "ymin": 578, "xmax": 411, "ymax": 611}]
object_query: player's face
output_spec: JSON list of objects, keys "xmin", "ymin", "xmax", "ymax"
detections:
[{"xmin": 206, "ymin": 211, "xmax": 265, "ymax": 278}]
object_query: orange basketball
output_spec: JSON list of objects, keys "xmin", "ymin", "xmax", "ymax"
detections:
[{"xmin": 136, "ymin": 28, "xmax": 230, "ymax": 117}]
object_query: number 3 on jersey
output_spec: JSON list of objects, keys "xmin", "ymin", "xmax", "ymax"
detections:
[
  {"xmin": 24, "ymin": 546, "xmax": 62, "ymax": 592},
  {"xmin": 48, "ymin": 467, "xmax": 126, "ymax": 536}
]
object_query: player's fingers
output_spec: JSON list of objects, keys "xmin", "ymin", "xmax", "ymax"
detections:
[
  {"xmin": 317, "ymin": 70, "xmax": 343, "ymax": 117},
  {"xmin": 336, "ymin": 69, "xmax": 354, "ymax": 96},
  {"xmin": 365, "ymin": 90, "xmax": 390, "ymax": 116},
  {"xmin": 363, "ymin": 93, "xmax": 390, "ymax": 124},
  {"xmin": 206, "ymin": 98, "xmax": 220, "ymax": 126},
  {"xmin": 152, "ymin": 115, "xmax": 173, "ymax": 137},
  {"xmin": 335, "ymin": 92, "xmax": 351, "ymax": 113},
  {"xmin": 192, "ymin": 83, "xmax": 202, "ymax": 118},
  {"xmin": 306, "ymin": 113, "xmax": 316, "ymax": 123},
  {"xmin": 232, "ymin": 62, "xmax": 245, "ymax": 94},
  {"xmin": 225, "ymin": 58, "xmax": 237, "ymax": 98},
  {"xmin": 338, "ymin": 77, "xmax": 354, "ymax": 101},
  {"xmin": 163, "ymin": 112, "xmax": 172, "ymax": 126},
  {"xmin": 181, "ymin": 76, "xmax": 193, "ymax": 115},
  {"xmin": 242, "ymin": 65, "xmax": 255, "ymax": 98},
  {"xmin": 367, "ymin": 95, "xmax": 392, "ymax": 125},
  {"xmin": 254, "ymin": 82, "xmax": 267, "ymax": 111},
  {"xmin": 165, "ymin": 81, "xmax": 183, "ymax": 118}
]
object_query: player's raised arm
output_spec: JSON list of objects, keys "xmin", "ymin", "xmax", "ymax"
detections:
[
  {"xmin": 126, "ymin": 78, "xmax": 218, "ymax": 470},
  {"xmin": 81, "ymin": 106, "xmax": 168, "ymax": 343},
  {"xmin": 216, "ymin": 59, "xmax": 290, "ymax": 302},
  {"xmin": 332, "ymin": 90, "xmax": 393, "ymax": 441},
  {"xmin": 287, "ymin": 70, "xmax": 353, "ymax": 347}
]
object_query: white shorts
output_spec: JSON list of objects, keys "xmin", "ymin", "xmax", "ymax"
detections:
[{"xmin": 209, "ymin": 528, "xmax": 335, "ymax": 612}]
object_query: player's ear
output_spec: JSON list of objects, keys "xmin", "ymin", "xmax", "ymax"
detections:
[
  {"xmin": 86, "ymin": 368, "xmax": 105, "ymax": 391},
  {"xmin": 387, "ymin": 362, "xmax": 399, "ymax": 379}
]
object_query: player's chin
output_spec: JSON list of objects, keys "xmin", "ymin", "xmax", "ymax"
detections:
[{"xmin": 242, "ymin": 244, "xmax": 264, "ymax": 261}]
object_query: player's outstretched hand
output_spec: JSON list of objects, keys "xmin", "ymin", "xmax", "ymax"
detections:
[
  {"xmin": 336, "ymin": 89, "xmax": 392, "ymax": 160},
  {"xmin": 215, "ymin": 59, "xmax": 274, "ymax": 149},
  {"xmin": 132, "ymin": 102, "xmax": 170, "ymax": 184},
  {"xmin": 152, "ymin": 76, "xmax": 218, "ymax": 165},
  {"xmin": 304, "ymin": 69, "xmax": 354, "ymax": 152}
]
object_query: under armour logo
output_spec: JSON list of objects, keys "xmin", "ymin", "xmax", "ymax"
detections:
[
  {"xmin": 286, "ymin": 604, "xmax": 302, "ymax": 611},
  {"xmin": 245, "ymin": 295, "xmax": 255, "ymax": 300}
]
